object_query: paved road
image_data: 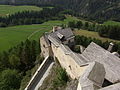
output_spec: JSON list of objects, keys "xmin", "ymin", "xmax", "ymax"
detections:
[
  {"xmin": 35, "ymin": 61, "xmax": 54, "ymax": 90},
  {"xmin": 25, "ymin": 57, "xmax": 54, "ymax": 90}
]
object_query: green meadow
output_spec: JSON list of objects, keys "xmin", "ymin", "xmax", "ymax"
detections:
[
  {"xmin": 0, "ymin": 5, "xmax": 42, "ymax": 17},
  {"xmin": 0, "ymin": 16, "xmax": 78, "ymax": 52},
  {"xmin": 1, "ymin": 15, "xmax": 120, "ymax": 52}
]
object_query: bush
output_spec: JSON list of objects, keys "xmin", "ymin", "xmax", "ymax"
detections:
[
  {"xmin": 75, "ymin": 35, "xmax": 120, "ymax": 54},
  {"xmin": 53, "ymin": 67, "xmax": 69, "ymax": 87},
  {"xmin": 74, "ymin": 45, "xmax": 80, "ymax": 53},
  {"xmin": 0, "ymin": 23, "xmax": 7, "ymax": 27},
  {"xmin": 0, "ymin": 69, "xmax": 22, "ymax": 90},
  {"xmin": 98, "ymin": 25, "xmax": 120, "ymax": 40}
]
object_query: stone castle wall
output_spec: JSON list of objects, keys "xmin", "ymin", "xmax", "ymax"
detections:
[
  {"xmin": 51, "ymin": 43, "xmax": 87, "ymax": 79},
  {"xmin": 40, "ymin": 36, "xmax": 53, "ymax": 57}
]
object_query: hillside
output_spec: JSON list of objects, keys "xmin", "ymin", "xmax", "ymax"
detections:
[
  {"xmin": 0, "ymin": 5, "xmax": 42, "ymax": 17},
  {"xmin": 0, "ymin": 0, "xmax": 120, "ymax": 21}
]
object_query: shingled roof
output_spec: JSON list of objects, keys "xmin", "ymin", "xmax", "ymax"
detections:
[
  {"xmin": 82, "ymin": 42, "xmax": 120, "ymax": 83},
  {"xmin": 48, "ymin": 28, "xmax": 74, "ymax": 46}
]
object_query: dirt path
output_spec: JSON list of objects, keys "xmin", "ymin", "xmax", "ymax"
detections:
[{"xmin": 27, "ymin": 30, "xmax": 41, "ymax": 39}]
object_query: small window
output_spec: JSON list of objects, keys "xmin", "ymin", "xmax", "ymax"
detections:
[
  {"xmin": 68, "ymin": 40, "xmax": 71, "ymax": 43},
  {"xmin": 43, "ymin": 44, "xmax": 45, "ymax": 48},
  {"xmin": 69, "ymin": 65, "xmax": 72, "ymax": 70}
]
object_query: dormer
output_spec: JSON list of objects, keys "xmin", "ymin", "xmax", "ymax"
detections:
[{"xmin": 57, "ymin": 32, "xmax": 64, "ymax": 40}]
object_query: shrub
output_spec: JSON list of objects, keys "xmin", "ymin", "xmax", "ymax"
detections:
[{"xmin": 53, "ymin": 67, "xmax": 69, "ymax": 87}]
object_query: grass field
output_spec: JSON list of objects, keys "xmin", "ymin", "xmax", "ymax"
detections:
[
  {"xmin": 0, "ymin": 5, "xmax": 42, "ymax": 17},
  {"xmin": 1, "ymin": 12, "xmax": 120, "ymax": 52},
  {"xmin": 74, "ymin": 30, "xmax": 120, "ymax": 42},
  {"xmin": 0, "ymin": 16, "xmax": 78, "ymax": 52},
  {"xmin": 104, "ymin": 21, "xmax": 120, "ymax": 26}
]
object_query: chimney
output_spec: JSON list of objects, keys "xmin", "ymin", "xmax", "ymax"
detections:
[
  {"xmin": 52, "ymin": 26, "xmax": 62, "ymax": 32},
  {"xmin": 80, "ymin": 45, "xmax": 85, "ymax": 53},
  {"xmin": 107, "ymin": 42, "xmax": 114, "ymax": 52},
  {"xmin": 53, "ymin": 26, "xmax": 58, "ymax": 32}
]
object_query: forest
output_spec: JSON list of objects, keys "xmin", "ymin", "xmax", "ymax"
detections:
[
  {"xmin": 0, "ymin": 7, "xmax": 65, "ymax": 27},
  {"xmin": 0, "ymin": 39, "xmax": 43, "ymax": 90},
  {"xmin": 0, "ymin": 0, "xmax": 119, "ymax": 22}
]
